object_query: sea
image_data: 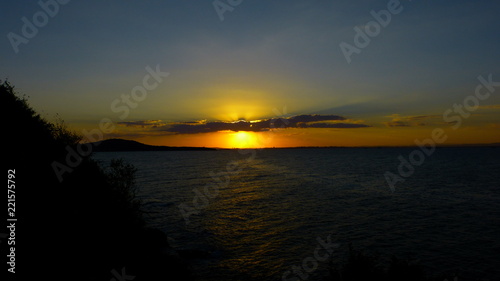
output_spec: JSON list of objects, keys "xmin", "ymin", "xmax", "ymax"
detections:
[{"xmin": 93, "ymin": 147, "xmax": 500, "ymax": 281}]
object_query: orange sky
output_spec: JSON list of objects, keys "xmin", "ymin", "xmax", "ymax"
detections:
[
  {"xmin": 130, "ymin": 130, "xmax": 500, "ymax": 149},
  {"xmin": 89, "ymin": 111, "xmax": 500, "ymax": 148}
]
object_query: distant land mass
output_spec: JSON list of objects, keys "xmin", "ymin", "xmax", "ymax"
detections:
[
  {"xmin": 90, "ymin": 139, "xmax": 500, "ymax": 152},
  {"xmin": 91, "ymin": 138, "xmax": 217, "ymax": 152}
]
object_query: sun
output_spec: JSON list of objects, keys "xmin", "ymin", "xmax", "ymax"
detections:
[{"xmin": 229, "ymin": 131, "xmax": 258, "ymax": 148}]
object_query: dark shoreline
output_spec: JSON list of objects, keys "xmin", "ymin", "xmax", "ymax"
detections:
[
  {"xmin": 91, "ymin": 138, "xmax": 500, "ymax": 152},
  {"xmin": 90, "ymin": 138, "xmax": 218, "ymax": 152}
]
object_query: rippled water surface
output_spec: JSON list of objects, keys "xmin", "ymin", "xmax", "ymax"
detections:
[{"xmin": 94, "ymin": 147, "xmax": 500, "ymax": 280}]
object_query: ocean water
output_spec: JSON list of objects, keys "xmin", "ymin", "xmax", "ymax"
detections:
[{"xmin": 94, "ymin": 147, "xmax": 500, "ymax": 281}]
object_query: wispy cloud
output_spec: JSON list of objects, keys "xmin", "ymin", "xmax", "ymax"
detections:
[
  {"xmin": 478, "ymin": 104, "xmax": 500, "ymax": 110},
  {"xmin": 384, "ymin": 120, "xmax": 411, "ymax": 127},
  {"xmin": 117, "ymin": 120, "xmax": 166, "ymax": 128},
  {"xmin": 383, "ymin": 114, "xmax": 441, "ymax": 127}
]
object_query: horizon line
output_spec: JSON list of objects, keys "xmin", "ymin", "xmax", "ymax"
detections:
[{"xmin": 91, "ymin": 138, "xmax": 500, "ymax": 150}]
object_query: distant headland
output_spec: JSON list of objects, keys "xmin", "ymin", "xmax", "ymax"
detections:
[
  {"xmin": 90, "ymin": 139, "xmax": 500, "ymax": 152},
  {"xmin": 91, "ymin": 138, "xmax": 217, "ymax": 152}
]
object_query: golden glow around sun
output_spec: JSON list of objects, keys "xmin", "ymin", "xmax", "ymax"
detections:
[{"xmin": 229, "ymin": 131, "xmax": 259, "ymax": 148}]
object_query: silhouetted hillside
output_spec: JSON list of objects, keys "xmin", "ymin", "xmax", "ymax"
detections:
[
  {"xmin": 1, "ymin": 80, "xmax": 193, "ymax": 281},
  {"xmin": 92, "ymin": 138, "xmax": 217, "ymax": 152}
]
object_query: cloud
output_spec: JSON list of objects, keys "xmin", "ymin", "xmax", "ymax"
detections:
[
  {"xmin": 479, "ymin": 104, "xmax": 500, "ymax": 110},
  {"xmin": 118, "ymin": 120, "xmax": 166, "ymax": 128},
  {"xmin": 159, "ymin": 114, "xmax": 369, "ymax": 134},
  {"xmin": 297, "ymin": 122, "xmax": 370, "ymax": 128},
  {"xmin": 166, "ymin": 121, "xmax": 257, "ymax": 134},
  {"xmin": 405, "ymin": 115, "xmax": 441, "ymax": 121},
  {"xmin": 288, "ymin": 114, "xmax": 345, "ymax": 123},
  {"xmin": 384, "ymin": 121, "xmax": 411, "ymax": 127},
  {"xmin": 383, "ymin": 114, "xmax": 441, "ymax": 127}
]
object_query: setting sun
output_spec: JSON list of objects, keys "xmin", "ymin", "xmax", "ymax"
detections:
[
  {"xmin": 229, "ymin": 131, "xmax": 259, "ymax": 148},
  {"xmin": 4, "ymin": 0, "xmax": 500, "ymax": 279}
]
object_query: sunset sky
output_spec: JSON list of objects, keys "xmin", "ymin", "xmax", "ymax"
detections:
[{"xmin": 2, "ymin": 0, "xmax": 499, "ymax": 148}]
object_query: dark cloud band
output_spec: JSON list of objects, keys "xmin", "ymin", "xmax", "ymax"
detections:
[{"xmin": 161, "ymin": 114, "xmax": 369, "ymax": 134}]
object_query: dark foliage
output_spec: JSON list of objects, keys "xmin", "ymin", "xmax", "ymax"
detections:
[{"xmin": 1, "ymin": 81, "xmax": 192, "ymax": 281}]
